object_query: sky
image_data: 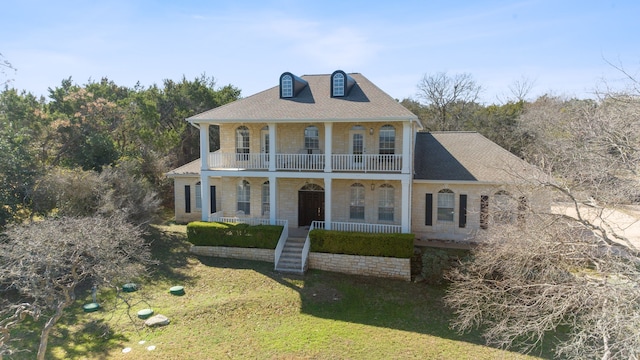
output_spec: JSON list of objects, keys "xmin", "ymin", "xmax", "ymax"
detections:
[{"xmin": 2, "ymin": 0, "xmax": 639, "ymax": 104}]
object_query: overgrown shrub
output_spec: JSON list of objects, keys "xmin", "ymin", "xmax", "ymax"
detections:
[
  {"xmin": 309, "ymin": 230, "xmax": 414, "ymax": 258},
  {"xmin": 187, "ymin": 222, "xmax": 283, "ymax": 249},
  {"xmin": 419, "ymin": 247, "xmax": 470, "ymax": 284}
]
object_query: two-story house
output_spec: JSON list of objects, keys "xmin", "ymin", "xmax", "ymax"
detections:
[{"xmin": 167, "ymin": 71, "xmax": 544, "ymax": 245}]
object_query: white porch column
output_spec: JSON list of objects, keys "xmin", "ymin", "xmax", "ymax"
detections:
[
  {"xmin": 401, "ymin": 121, "xmax": 411, "ymax": 174},
  {"xmin": 401, "ymin": 178, "xmax": 411, "ymax": 233},
  {"xmin": 199, "ymin": 123, "xmax": 211, "ymax": 221},
  {"xmin": 269, "ymin": 175, "xmax": 277, "ymax": 225},
  {"xmin": 324, "ymin": 177, "xmax": 332, "ymax": 230},
  {"xmin": 199, "ymin": 123, "xmax": 210, "ymax": 170},
  {"xmin": 268, "ymin": 123, "xmax": 276, "ymax": 172},
  {"xmin": 200, "ymin": 177, "xmax": 210, "ymax": 221},
  {"xmin": 324, "ymin": 122, "xmax": 333, "ymax": 172}
]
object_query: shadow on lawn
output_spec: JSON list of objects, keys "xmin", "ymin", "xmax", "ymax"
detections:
[
  {"xmin": 144, "ymin": 226, "xmax": 195, "ymax": 285},
  {"xmin": 193, "ymin": 255, "xmax": 555, "ymax": 359}
]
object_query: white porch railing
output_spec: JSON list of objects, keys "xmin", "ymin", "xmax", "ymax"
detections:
[
  {"xmin": 331, "ymin": 154, "xmax": 402, "ymax": 172},
  {"xmin": 311, "ymin": 221, "xmax": 403, "ymax": 233},
  {"xmin": 207, "ymin": 152, "xmax": 402, "ymax": 172}
]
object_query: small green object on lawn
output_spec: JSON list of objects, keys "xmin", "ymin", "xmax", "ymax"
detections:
[
  {"xmin": 83, "ymin": 303, "xmax": 100, "ymax": 313},
  {"xmin": 169, "ymin": 285, "xmax": 185, "ymax": 296},
  {"xmin": 122, "ymin": 283, "xmax": 138, "ymax": 292},
  {"xmin": 137, "ymin": 308, "xmax": 154, "ymax": 319}
]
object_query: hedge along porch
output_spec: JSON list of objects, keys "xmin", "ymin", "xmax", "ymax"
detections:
[{"xmin": 187, "ymin": 222, "xmax": 413, "ymax": 281}]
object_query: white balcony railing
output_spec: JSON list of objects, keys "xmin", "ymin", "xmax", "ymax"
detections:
[
  {"xmin": 207, "ymin": 152, "xmax": 402, "ymax": 172},
  {"xmin": 331, "ymin": 154, "xmax": 402, "ymax": 172}
]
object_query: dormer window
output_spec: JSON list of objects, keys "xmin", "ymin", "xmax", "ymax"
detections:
[
  {"xmin": 281, "ymin": 74, "xmax": 293, "ymax": 98},
  {"xmin": 331, "ymin": 70, "xmax": 356, "ymax": 97},
  {"xmin": 280, "ymin": 72, "xmax": 308, "ymax": 98},
  {"xmin": 333, "ymin": 73, "xmax": 345, "ymax": 97}
]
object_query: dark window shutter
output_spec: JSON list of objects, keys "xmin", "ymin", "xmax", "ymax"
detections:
[
  {"xmin": 185, "ymin": 185, "xmax": 191, "ymax": 213},
  {"xmin": 425, "ymin": 193, "xmax": 433, "ymax": 226},
  {"xmin": 459, "ymin": 194, "xmax": 467, "ymax": 228},
  {"xmin": 480, "ymin": 195, "xmax": 489, "ymax": 229},
  {"xmin": 210, "ymin": 186, "xmax": 217, "ymax": 213}
]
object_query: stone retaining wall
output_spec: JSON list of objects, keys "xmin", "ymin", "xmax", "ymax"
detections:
[
  {"xmin": 190, "ymin": 246, "xmax": 411, "ymax": 281},
  {"xmin": 309, "ymin": 253, "xmax": 411, "ymax": 281},
  {"xmin": 190, "ymin": 246, "xmax": 274, "ymax": 263}
]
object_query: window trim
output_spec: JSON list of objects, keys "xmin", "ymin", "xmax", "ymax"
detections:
[
  {"xmin": 378, "ymin": 184, "xmax": 395, "ymax": 222},
  {"xmin": 236, "ymin": 126, "xmax": 250, "ymax": 158},
  {"xmin": 349, "ymin": 183, "xmax": 365, "ymax": 220},
  {"xmin": 281, "ymin": 74, "xmax": 293, "ymax": 98},
  {"xmin": 378, "ymin": 124, "xmax": 395, "ymax": 155},
  {"xmin": 237, "ymin": 180, "xmax": 251, "ymax": 215},
  {"xmin": 261, "ymin": 181, "xmax": 270, "ymax": 216},
  {"xmin": 437, "ymin": 189, "xmax": 455, "ymax": 222},
  {"xmin": 304, "ymin": 125, "xmax": 320, "ymax": 151},
  {"xmin": 195, "ymin": 181, "xmax": 202, "ymax": 210}
]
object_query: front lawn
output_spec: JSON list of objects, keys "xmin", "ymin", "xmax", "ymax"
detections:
[{"xmin": 11, "ymin": 223, "xmax": 547, "ymax": 359}]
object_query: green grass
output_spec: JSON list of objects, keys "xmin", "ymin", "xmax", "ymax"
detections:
[{"xmin": 9, "ymin": 223, "xmax": 549, "ymax": 359}]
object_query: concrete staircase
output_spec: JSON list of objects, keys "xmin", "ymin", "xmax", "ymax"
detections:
[{"xmin": 275, "ymin": 237, "xmax": 306, "ymax": 274}]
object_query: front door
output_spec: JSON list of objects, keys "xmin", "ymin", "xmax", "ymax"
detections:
[
  {"xmin": 261, "ymin": 127, "xmax": 270, "ymax": 167},
  {"xmin": 298, "ymin": 190, "xmax": 325, "ymax": 227},
  {"xmin": 349, "ymin": 128, "xmax": 365, "ymax": 167}
]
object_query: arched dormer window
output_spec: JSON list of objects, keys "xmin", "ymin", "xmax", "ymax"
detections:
[
  {"xmin": 333, "ymin": 72, "xmax": 345, "ymax": 97},
  {"xmin": 281, "ymin": 74, "xmax": 293, "ymax": 98},
  {"xmin": 331, "ymin": 70, "xmax": 356, "ymax": 97},
  {"xmin": 280, "ymin": 72, "xmax": 308, "ymax": 98}
]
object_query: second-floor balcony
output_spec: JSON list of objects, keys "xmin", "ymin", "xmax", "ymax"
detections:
[{"xmin": 207, "ymin": 151, "xmax": 403, "ymax": 173}]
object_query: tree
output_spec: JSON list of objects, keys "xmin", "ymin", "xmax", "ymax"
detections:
[
  {"xmin": 31, "ymin": 161, "xmax": 160, "ymax": 227},
  {"xmin": 0, "ymin": 89, "xmax": 47, "ymax": 227},
  {"xmin": 445, "ymin": 89, "xmax": 640, "ymax": 359},
  {"xmin": 0, "ymin": 53, "xmax": 16, "ymax": 86},
  {"xmin": 446, "ymin": 215, "xmax": 640, "ymax": 359},
  {"xmin": 416, "ymin": 72, "xmax": 481, "ymax": 131},
  {"xmin": 0, "ymin": 215, "xmax": 154, "ymax": 360}
]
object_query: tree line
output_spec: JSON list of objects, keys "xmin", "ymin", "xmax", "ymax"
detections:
[{"xmin": 0, "ymin": 75, "xmax": 240, "ymax": 228}]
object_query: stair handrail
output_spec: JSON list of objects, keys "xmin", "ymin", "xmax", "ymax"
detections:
[
  {"xmin": 274, "ymin": 220, "xmax": 289, "ymax": 270},
  {"xmin": 301, "ymin": 221, "xmax": 322, "ymax": 273}
]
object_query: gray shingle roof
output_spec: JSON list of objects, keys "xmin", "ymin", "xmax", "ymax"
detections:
[
  {"xmin": 187, "ymin": 73, "xmax": 418, "ymax": 123},
  {"xmin": 414, "ymin": 132, "xmax": 542, "ymax": 183},
  {"xmin": 165, "ymin": 158, "xmax": 200, "ymax": 177}
]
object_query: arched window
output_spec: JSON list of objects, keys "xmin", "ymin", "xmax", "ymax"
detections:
[
  {"xmin": 350, "ymin": 183, "xmax": 365, "ymax": 220},
  {"xmin": 494, "ymin": 190, "xmax": 516, "ymax": 224},
  {"xmin": 237, "ymin": 180, "xmax": 250, "ymax": 215},
  {"xmin": 281, "ymin": 74, "xmax": 293, "ymax": 98},
  {"xmin": 378, "ymin": 184, "xmax": 394, "ymax": 221},
  {"xmin": 236, "ymin": 126, "xmax": 250, "ymax": 160},
  {"xmin": 379, "ymin": 125, "xmax": 395, "ymax": 155},
  {"xmin": 332, "ymin": 72, "xmax": 345, "ymax": 97},
  {"xmin": 304, "ymin": 126, "xmax": 319, "ymax": 151},
  {"xmin": 195, "ymin": 181, "xmax": 202, "ymax": 210},
  {"xmin": 262, "ymin": 181, "xmax": 270, "ymax": 216},
  {"xmin": 437, "ymin": 189, "xmax": 455, "ymax": 222}
]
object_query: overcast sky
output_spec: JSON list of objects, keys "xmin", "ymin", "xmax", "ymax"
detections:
[{"xmin": 2, "ymin": 0, "xmax": 639, "ymax": 103}]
